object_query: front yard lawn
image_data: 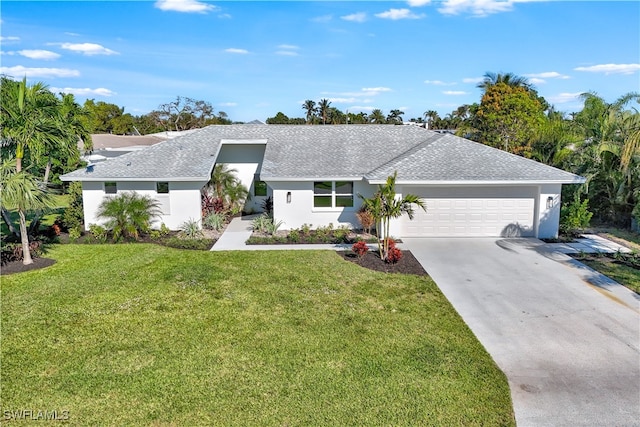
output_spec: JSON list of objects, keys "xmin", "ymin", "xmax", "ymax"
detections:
[
  {"xmin": 573, "ymin": 253, "xmax": 640, "ymax": 294},
  {"xmin": 1, "ymin": 245, "xmax": 514, "ymax": 426}
]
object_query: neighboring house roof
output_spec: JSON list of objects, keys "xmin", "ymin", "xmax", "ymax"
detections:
[
  {"xmin": 61, "ymin": 124, "xmax": 585, "ymax": 184},
  {"xmin": 89, "ymin": 134, "xmax": 167, "ymax": 150}
]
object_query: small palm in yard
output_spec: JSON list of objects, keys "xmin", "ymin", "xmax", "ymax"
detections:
[{"xmin": 96, "ymin": 192, "xmax": 161, "ymax": 241}]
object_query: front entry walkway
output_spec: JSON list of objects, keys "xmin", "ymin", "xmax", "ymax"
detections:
[
  {"xmin": 210, "ymin": 215, "xmax": 353, "ymax": 251},
  {"xmin": 403, "ymin": 237, "xmax": 640, "ymax": 427}
]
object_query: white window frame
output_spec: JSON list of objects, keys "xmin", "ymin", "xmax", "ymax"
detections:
[{"xmin": 313, "ymin": 181, "xmax": 354, "ymax": 210}]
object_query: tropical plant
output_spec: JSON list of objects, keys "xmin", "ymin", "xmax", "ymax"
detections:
[
  {"xmin": 203, "ymin": 212, "xmax": 226, "ymax": 231},
  {"xmin": 61, "ymin": 181, "xmax": 84, "ymax": 231},
  {"xmin": 180, "ymin": 218, "xmax": 203, "ymax": 239},
  {"xmin": 369, "ymin": 109, "xmax": 386, "ymax": 124},
  {"xmin": 251, "ymin": 213, "xmax": 282, "ymax": 235},
  {"xmin": 204, "ymin": 164, "xmax": 249, "ymax": 213},
  {"xmin": 302, "ymin": 99, "xmax": 316, "ymax": 124},
  {"xmin": 351, "ymin": 240, "xmax": 369, "ymax": 258},
  {"xmin": 359, "ymin": 171, "xmax": 426, "ymax": 260},
  {"xmin": 318, "ymin": 98, "xmax": 331, "ymax": 125},
  {"xmin": 96, "ymin": 192, "xmax": 161, "ymax": 242},
  {"xmin": 560, "ymin": 194, "xmax": 593, "ymax": 236},
  {"xmin": 356, "ymin": 208, "xmax": 374, "ymax": 234},
  {"xmin": 0, "ymin": 158, "xmax": 56, "ymax": 264}
]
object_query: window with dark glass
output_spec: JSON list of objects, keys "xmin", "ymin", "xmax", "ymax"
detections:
[
  {"xmin": 105, "ymin": 182, "xmax": 117, "ymax": 194},
  {"xmin": 313, "ymin": 181, "xmax": 353, "ymax": 208},
  {"xmin": 254, "ymin": 180, "xmax": 267, "ymax": 197},
  {"xmin": 156, "ymin": 182, "xmax": 169, "ymax": 194}
]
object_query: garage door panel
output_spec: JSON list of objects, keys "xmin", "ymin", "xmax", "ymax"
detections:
[{"xmin": 401, "ymin": 187, "xmax": 535, "ymax": 237}]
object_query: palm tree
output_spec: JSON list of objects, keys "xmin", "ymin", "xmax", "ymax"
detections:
[
  {"xmin": 423, "ymin": 110, "xmax": 440, "ymax": 129},
  {"xmin": 205, "ymin": 164, "xmax": 248, "ymax": 212},
  {"xmin": 571, "ymin": 91, "xmax": 640, "ymax": 224},
  {"xmin": 0, "ymin": 158, "xmax": 55, "ymax": 264},
  {"xmin": 318, "ymin": 98, "xmax": 331, "ymax": 125},
  {"xmin": 0, "ymin": 77, "xmax": 63, "ymax": 173},
  {"xmin": 386, "ymin": 109, "xmax": 404, "ymax": 124},
  {"xmin": 302, "ymin": 100, "xmax": 316, "ymax": 124},
  {"xmin": 369, "ymin": 109, "xmax": 386, "ymax": 124},
  {"xmin": 477, "ymin": 72, "xmax": 532, "ymax": 93},
  {"xmin": 96, "ymin": 192, "xmax": 161, "ymax": 242},
  {"xmin": 360, "ymin": 171, "xmax": 426, "ymax": 260}
]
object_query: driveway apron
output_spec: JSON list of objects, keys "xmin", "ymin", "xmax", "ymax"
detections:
[{"xmin": 403, "ymin": 237, "xmax": 640, "ymax": 427}]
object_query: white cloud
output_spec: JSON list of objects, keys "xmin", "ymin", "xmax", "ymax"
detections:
[
  {"xmin": 342, "ymin": 12, "xmax": 367, "ymax": 22},
  {"xmin": 463, "ymin": 77, "xmax": 483, "ymax": 84},
  {"xmin": 438, "ymin": 0, "xmax": 541, "ymax": 17},
  {"xmin": 50, "ymin": 87, "xmax": 115, "ymax": 96},
  {"xmin": 525, "ymin": 71, "xmax": 570, "ymax": 79},
  {"xmin": 328, "ymin": 97, "xmax": 359, "ymax": 103},
  {"xmin": 225, "ymin": 48, "xmax": 249, "ymax": 54},
  {"xmin": 0, "ymin": 65, "xmax": 80, "ymax": 78},
  {"xmin": 278, "ymin": 44, "xmax": 299, "ymax": 50},
  {"xmin": 154, "ymin": 0, "xmax": 217, "ymax": 13},
  {"xmin": 424, "ymin": 80, "xmax": 456, "ymax": 86},
  {"xmin": 547, "ymin": 92, "xmax": 582, "ymax": 104},
  {"xmin": 443, "ymin": 90, "xmax": 468, "ymax": 95},
  {"xmin": 407, "ymin": 0, "xmax": 432, "ymax": 6},
  {"xmin": 18, "ymin": 49, "xmax": 61, "ymax": 60},
  {"xmin": 60, "ymin": 42, "xmax": 118, "ymax": 55},
  {"xmin": 574, "ymin": 63, "xmax": 640, "ymax": 75},
  {"xmin": 375, "ymin": 8, "xmax": 425, "ymax": 20},
  {"xmin": 529, "ymin": 78, "xmax": 545, "ymax": 85},
  {"xmin": 219, "ymin": 102, "xmax": 237, "ymax": 107},
  {"xmin": 276, "ymin": 51, "xmax": 298, "ymax": 56},
  {"xmin": 0, "ymin": 36, "xmax": 20, "ymax": 42},
  {"xmin": 311, "ymin": 14, "xmax": 333, "ymax": 23},
  {"xmin": 361, "ymin": 87, "xmax": 392, "ymax": 93}
]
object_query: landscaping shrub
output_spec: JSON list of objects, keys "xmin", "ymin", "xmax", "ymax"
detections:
[
  {"xmin": 88, "ymin": 224, "xmax": 108, "ymax": 243},
  {"xmin": 180, "ymin": 218, "xmax": 204, "ymax": 239},
  {"xmin": 96, "ymin": 192, "xmax": 161, "ymax": 242},
  {"xmin": 203, "ymin": 212, "xmax": 226, "ymax": 231},
  {"xmin": 352, "ymin": 240, "xmax": 369, "ymax": 258},
  {"xmin": 251, "ymin": 213, "xmax": 281, "ymax": 235},
  {"xmin": 1, "ymin": 240, "xmax": 43, "ymax": 265},
  {"xmin": 61, "ymin": 181, "xmax": 84, "ymax": 231},
  {"xmin": 560, "ymin": 195, "xmax": 593, "ymax": 236},
  {"xmin": 356, "ymin": 208, "xmax": 375, "ymax": 234},
  {"xmin": 384, "ymin": 238, "xmax": 403, "ymax": 264},
  {"xmin": 161, "ymin": 237, "xmax": 212, "ymax": 250}
]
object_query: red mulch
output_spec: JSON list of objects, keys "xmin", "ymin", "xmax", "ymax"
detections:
[
  {"xmin": 339, "ymin": 250, "xmax": 428, "ymax": 276},
  {"xmin": 1, "ymin": 257, "xmax": 57, "ymax": 276}
]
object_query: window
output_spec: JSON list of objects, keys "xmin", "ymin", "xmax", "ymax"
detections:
[
  {"xmin": 313, "ymin": 181, "xmax": 353, "ymax": 208},
  {"xmin": 254, "ymin": 180, "xmax": 267, "ymax": 197},
  {"xmin": 104, "ymin": 182, "xmax": 117, "ymax": 194},
  {"xmin": 156, "ymin": 182, "xmax": 169, "ymax": 194}
]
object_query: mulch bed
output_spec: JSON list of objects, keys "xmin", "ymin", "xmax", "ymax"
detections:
[
  {"xmin": 339, "ymin": 250, "xmax": 428, "ymax": 276},
  {"xmin": 1, "ymin": 257, "xmax": 57, "ymax": 276}
]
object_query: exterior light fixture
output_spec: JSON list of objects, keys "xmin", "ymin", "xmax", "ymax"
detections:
[
  {"xmin": 286, "ymin": 191, "xmax": 291, "ymax": 203},
  {"xmin": 546, "ymin": 196, "xmax": 554, "ymax": 209}
]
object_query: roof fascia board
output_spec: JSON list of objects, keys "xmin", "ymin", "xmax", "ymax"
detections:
[
  {"xmin": 220, "ymin": 139, "xmax": 268, "ymax": 145},
  {"xmin": 263, "ymin": 176, "xmax": 364, "ymax": 182},
  {"xmin": 367, "ymin": 178, "xmax": 586, "ymax": 185},
  {"xmin": 60, "ymin": 176, "xmax": 209, "ymax": 183}
]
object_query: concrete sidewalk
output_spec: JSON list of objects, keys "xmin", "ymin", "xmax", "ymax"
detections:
[{"xmin": 543, "ymin": 233, "xmax": 632, "ymax": 254}]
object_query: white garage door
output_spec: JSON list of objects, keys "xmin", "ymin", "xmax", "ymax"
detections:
[{"xmin": 401, "ymin": 187, "xmax": 536, "ymax": 237}]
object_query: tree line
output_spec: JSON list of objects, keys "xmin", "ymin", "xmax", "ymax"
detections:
[{"xmin": 1, "ymin": 72, "xmax": 638, "ymax": 265}]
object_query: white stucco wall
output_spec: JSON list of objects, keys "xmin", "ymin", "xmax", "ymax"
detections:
[
  {"xmin": 82, "ymin": 180, "xmax": 206, "ymax": 231},
  {"xmin": 537, "ymin": 184, "xmax": 562, "ymax": 239},
  {"xmin": 268, "ymin": 180, "xmax": 375, "ymax": 230}
]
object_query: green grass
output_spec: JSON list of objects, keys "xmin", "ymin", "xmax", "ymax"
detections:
[
  {"xmin": 578, "ymin": 257, "xmax": 640, "ymax": 294},
  {"xmin": 1, "ymin": 245, "xmax": 514, "ymax": 426},
  {"xmin": 1, "ymin": 195, "xmax": 69, "ymax": 236}
]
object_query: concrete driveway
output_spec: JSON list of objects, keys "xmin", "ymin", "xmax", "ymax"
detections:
[{"xmin": 402, "ymin": 238, "xmax": 640, "ymax": 427}]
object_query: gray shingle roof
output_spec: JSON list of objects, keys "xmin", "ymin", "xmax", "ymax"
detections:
[{"xmin": 61, "ymin": 124, "xmax": 584, "ymax": 184}]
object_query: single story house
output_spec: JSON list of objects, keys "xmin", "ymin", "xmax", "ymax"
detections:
[{"xmin": 60, "ymin": 124, "xmax": 585, "ymax": 239}]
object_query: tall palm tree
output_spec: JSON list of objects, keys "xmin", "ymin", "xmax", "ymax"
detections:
[
  {"xmin": 318, "ymin": 98, "xmax": 331, "ymax": 125},
  {"xmin": 369, "ymin": 109, "xmax": 386, "ymax": 124},
  {"xmin": 0, "ymin": 77, "xmax": 63, "ymax": 173},
  {"xmin": 477, "ymin": 72, "xmax": 532, "ymax": 93},
  {"xmin": 302, "ymin": 99, "xmax": 316, "ymax": 124},
  {"xmin": 423, "ymin": 110, "xmax": 440, "ymax": 129},
  {"xmin": 0, "ymin": 158, "xmax": 55, "ymax": 264}
]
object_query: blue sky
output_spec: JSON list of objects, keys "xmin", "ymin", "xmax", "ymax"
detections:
[{"xmin": 1, "ymin": 1, "xmax": 639, "ymax": 123}]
